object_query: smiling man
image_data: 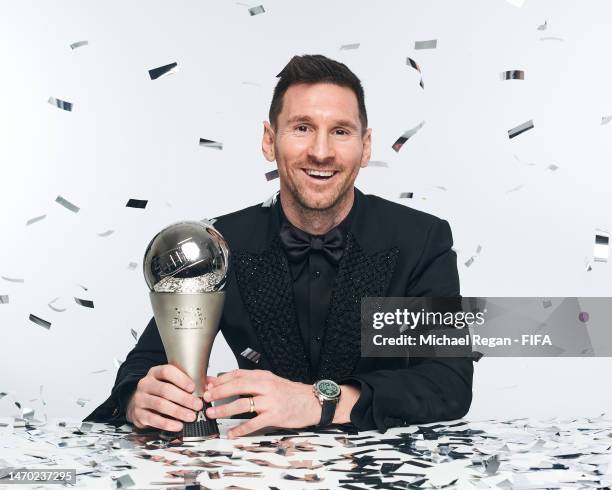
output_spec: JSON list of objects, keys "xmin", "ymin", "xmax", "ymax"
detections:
[{"xmin": 85, "ymin": 54, "xmax": 473, "ymax": 437}]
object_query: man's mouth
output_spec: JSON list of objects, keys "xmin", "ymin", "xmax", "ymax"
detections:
[{"xmin": 302, "ymin": 168, "xmax": 338, "ymax": 181}]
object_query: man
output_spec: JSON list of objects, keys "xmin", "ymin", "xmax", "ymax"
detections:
[{"xmin": 85, "ymin": 54, "xmax": 473, "ymax": 437}]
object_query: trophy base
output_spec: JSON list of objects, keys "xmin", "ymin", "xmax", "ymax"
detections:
[{"xmin": 160, "ymin": 401, "xmax": 219, "ymax": 442}]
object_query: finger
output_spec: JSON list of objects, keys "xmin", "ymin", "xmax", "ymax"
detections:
[
  {"xmin": 204, "ymin": 377, "xmax": 265, "ymax": 403},
  {"xmin": 206, "ymin": 396, "xmax": 253, "ymax": 419},
  {"xmin": 150, "ymin": 364, "xmax": 196, "ymax": 393},
  {"xmin": 138, "ymin": 408, "xmax": 183, "ymax": 432},
  {"xmin": 227, "ymin": 414, "xmax": 269, "ymax": 439},
  {"xmin": 205, "ymin": 375, "xmax": 218, "ymax": 387},
  {"xmin": 141, "ymin": 393, "xmax": 198, "ymax": 423},
  {"xmin": 211, "ymin": 369, "xmax": 244, "ymax": 387},
  {"xmin": 146, "ymin": 379, "xmax": 203, "ymax": 412}
]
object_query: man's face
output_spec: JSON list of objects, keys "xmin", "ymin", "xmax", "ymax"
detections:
[{"xmin": 263, "ymin": 83, "xmax": 371, "ymax": 212}]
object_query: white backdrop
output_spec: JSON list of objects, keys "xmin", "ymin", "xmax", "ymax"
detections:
[{"xmin": 1, "ymin": 0, "xmax": 611, "ymax": 422}]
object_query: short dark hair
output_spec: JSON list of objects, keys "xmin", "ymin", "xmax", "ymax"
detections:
[{"xmin": 269, "ymin": 54, "xmax": 368, "ymax": 133}]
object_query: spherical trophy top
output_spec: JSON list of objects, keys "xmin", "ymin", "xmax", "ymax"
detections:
[{"xmin": 143, "ymin": 220, "xmax": 229, "ymax": 293}]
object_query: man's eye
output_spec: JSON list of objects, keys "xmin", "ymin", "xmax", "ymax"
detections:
[
  {"xmin": 295, "ymin": 125, "xmax": 309, "ymax": 132},
  {"xmin": 335, "ymin": 129, "xmax": 349, "ymax": 136}
]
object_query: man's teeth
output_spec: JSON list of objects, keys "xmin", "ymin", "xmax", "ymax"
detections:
[{"xmin": 305, "ymin": 169, "xmax": 335, "ymax": 177}]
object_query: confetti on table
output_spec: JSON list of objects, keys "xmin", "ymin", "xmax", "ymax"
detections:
[
  {"xmin": 70, "ymin": 40, "xmax": 88, "ymax": 49},
  {"xmin": 241, "ymin": 347, "xmax": 261, "ymax": 364},
  {"xmin": 500, "ymin": 70, "xmax": 524, "ymax": 80},
  {"xmin": 392, "ymin": 121, "xmax": 425, "ymax": 152},
  {"xmin": 594, "ymin": 231, "xmax": 609, "ymax": 262},
  {"xmin": 199, "ymin": 138, "xmax": 223, "ymax": 150},
  {"xmin": 508, "ymin": 119, "xmax": 534, "ymax": 139},
  {"xmin": 29, "ymin": 314, "xmax": 51, "ymax": 330},
  {"xmin": 74, "ymin": 297, "xmax": 94, "ymax": 308},
  {"xmin": 406, "ymin": 57, "xmax": 425, "ymax": 89},
  {"xmin": 97, "ymin": 230, "xmax": 114, "ymax": 237},
  {"xmin": 265, "ymin": 169, "xmax": 279, "ymax": 181},
  {"xmin": 1, "ymin": 275, "xmax": 24, "ymax": 283},
  {"xmin": 55, "ymin": 195, "xmax": 80, "ymax": 213},
  {"xmin": 400, "ymin": 192, "xmax": 414, "ymax": 199},
  {"xmin": 248, "ymin": 5, "xmax": 265, "ymax": 15},
  {"xmin": 414, "ymin": 39, "xmax": 437, "ymax": 50},
  {"xmin": 340, "ymin": 43, "xmax": 360, "ymax": 50},
  {"xmin": 48, "ymin": 96, "xmax": 73, "ymax": 111},
  {"xmin": 148, "ymin": 62, "xmax": 178, "ymax": 80},
  {"xmin": 126, "ymin": 199, "xmax": 148, "ymax": 209},
  {"xmin": 537, "ymin": 20, "xmax": 548, "ymax": 31},
  {"xmin": 26, "ymin": 214, "xmax": 46, "ymax": 226}
]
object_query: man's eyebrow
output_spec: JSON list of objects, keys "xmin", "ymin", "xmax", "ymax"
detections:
[{"xmin": 285, "ymin": 114, "xmax": 359, "ymax": 130}]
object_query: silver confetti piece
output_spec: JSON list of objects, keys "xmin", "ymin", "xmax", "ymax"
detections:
[
  {"xmin": 261, "ymin": 191, "xmax": 279, "ymax": 208},
  {"xmin": 75, "ymin": 297, "xmax": 94, "ymax": 308},
  {"xmin": 414, "ymin": 39, "xmax": 437, "ymax": 50},
  {"xmin": 48, "ymin": 96, "xmax": 73, "ymax": 111},
  {"xmin": 148, "ymin": 62, "xmax": 178, "ymax": 80},
  {"xmin": 340, "ymin": 43, "xmax": 360, "ymax": 50},
  {"xmin": 475, "ymin": 244, "xmax": 482, "ymax": 254},
  {"xmin": 506, "ymin": 184, "xmax": 524, "ymax": 193},
  {"xmin": 97, "ymin": 230, "xmax": 114, "ymax": 237},
  {"xmin": 76, "ymin": 398, "xmax": 89, "ymax": 408},
  {"xmin": 464, "ymin": 256, "xmax": 475, "ymax": 268},
  {"xmin": 199, "ymin": 138, "xmax": 223, "ymax": 150},
  {"xmin": 29, "ymin": 314, "xmax": 51, "ymax": 330},
  {"xmin": 406, "ymin": 57, "xmax": 425, "ymax": 89},
  {"xmin": 537, "ymin": 20, "xmax": 548, "ymax": 31},
  {"xmin": 540, "ymin": 36, "xmax": 564, "ymax": 41},
  {"xmin": 265, "ymin": 169, "xmax": 279, "ymax": 181},
  {"xmin": 435, "ymin": 186, "xmax": 447, "ymax": 191},
  {"xmin": 78, "ymin": 284, "xmax": 88, "ymax": 291},
  {"xmin": 114, "ymin": 473, "xmax": 135, "ymax": 488},
  {"xmin": 131, "ymin": 328, "xmax": 138, "ymax": 341},
  {"xmin": 601, "ymin": 115, "xmax": 612, "ymax": 125},
  {"xmin": 248, "ymin": 5, "xmax": 265, "ymax": 15},
  {"xmin": 126, "ymin": 198, "xmax": 147, "ymax": 209},
  {"xmin": 127, "ymin": 262, "xmax": 138, "ymax": 270},
  {"xmin": 367, "ymin": 160, "xmax": 389, "ymax": 167},
  {"xmin": 508, "ymin": 119, "xmax": 534, "ymax": 139},
  {"xmin": 1, "ymin": 276, "xmax": 24, "ymax": 283},
  {"xmin": 543, "ymin": 299, "xmax": 552, "ymax": 308},
  {"xmin": 500, "ymin": 70, "xmax": 524, "ymax": 80},
  {"xmin": 48, "ymin": 297, "xmax": 67, "ymax": 312},
  {"xmin": 594, "ymin": 231, "xmax": 609, "ymax": 262},
  {"xmin": 90, "ymin": 369, "xmax": 106, "ymax": 374},
  {"xmin": 392, "ymin": 120, "xmax": 425, "ymax": 152},
  {"xmin": 70, "ymin": 40, "xmax": 89, "ymax": 49},
  {"xmin": 400, "ymin": 192, "xmax": 414, "ymax": 199},
  {"xmin": 55, "ymin": 195, "xmax": 80, "ymax": 213},
  {"xmin": 0, "ymin": 295, "xmax": 8, "ymax": 304},
  {"xmin": 241, "ymin": 347, "xmax": 261, "ymax": 364},
  {"xmin": 26, "ymin": 214, "xmax": 46, "ymax": 226}
]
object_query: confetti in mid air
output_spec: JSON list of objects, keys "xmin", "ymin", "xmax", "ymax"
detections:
[
  {"xmin": 148, "ymin": 62, "xmax": 178, "ymax": 80},
  {"xmin": 540, "ymin": 36, "xmax": 564, "ymax": 42},
  {"xmin": 464, "ymin": 244, "xmax": 483, "ymax": 268},
  {"xmin": 126, "ymin": 199, "xmax": 148, "ymax": 209},
  {"xmin": 601, "ymin": 115, "xmax": 612, "ymax": 125},
  {"xmin": 70, "ymin": 40, "xmax": 88, "ymax": 50},
  {"xmin": 0, "ymin": 295, "xmax": 8, "ymax": 304},
  {"xmin": 506, "ymin": 184, "xmax": 524, "ymax": 193},
  {"xmin": 76, "ymin": 398, "xmax": 90, "ymax": 408},
  {"xmin": 406, "ymin": 57, "xmax": 425, "ymax": 89},
  {"xmin": 414, "ymin": 39, "xmax": 437, "ymax": 50},
  {"xmin": 594, "ymin": 231, "xmax": 609, "ymax": 263},
  {"xmin": 29, "ymin": 314, "xmax": 51, "ymax": 330},
  {"xmin": 392, "ymin": 120, "xmax": 425, "ymax": 152},
  {"xmin": 199, "ymin": 138, "xmax": 223, "ymax": 150},
  {"xmin": 500, "ymin": 70, "xmax": 524, "ymax": 80},
  {"xmin": 26, "ymin": 215, "xmax": 46, "ymax": 226},
  {"xmin": 97, "ymin": 230, "xmax": 114, "ymax": 237},
  {"xmin": 261, "ymin": 191, "xmax": 279, "ymax": 208},
  {"xmin": 543, "ymin": 299, "xmax": 552, "ymax": 308},
  {"xmin": 508, "ymin": 119, "xmax": 534, "ymax": 139},
  {"xmin": 2, "ymin": 276, "xmax": 24, "ymax": 283},
  {"xmin": 265, "ymin": 169, "xmax": 279, "ymax": 181},
  {"xmin": 48, "ymin": 96, "xmax": 73, "ymax": 112},
  {"xmin": 74, "ymin": 297, "xmax": 95, "ymax": 308},
  {"xmin": 537, "ymin": 20, "xmax": 548, "ymax": 31},
  {"xmin": 55, "ymin": 195, "xmax": 80, "ymax": 213},
  {"xmin": 248, "ymin": 5, "xmax": 265, "ymax": 15},
  {"xmin": 340, "ymin": 43, "xmax": 360, "ymax": 50},
  {"xmin": 367, "ymin": 160, "xmax": 389, "ymax": 168},
  {"xmin": 48, "ymin": 297, "xmax": 67, "ymax": 312},
  {"xmin": 127, "ymin": 262, "xmax": 138, "ymax": 270},
  {"xmin": 400, "ymin": 192, "xmax": 414, "ymax": 199},
  {"xmin": 241, "ymin": 347, "xmax": 261, "ymax": 364},
  {"xmin": 578, "ymin": 312, "xmax": 590, "ymax": 323},
  {"xmin": 547, "ymin": 164, "xmax": 559, "ymax": 171},
  {"xmin": 131, "ymin": 329, "xmax": 138, "ymax": 341}
]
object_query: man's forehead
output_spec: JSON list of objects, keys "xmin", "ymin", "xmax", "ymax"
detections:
[{"xmin": 279, "ymin": 83, "xmax": 360, "ymax": 124}]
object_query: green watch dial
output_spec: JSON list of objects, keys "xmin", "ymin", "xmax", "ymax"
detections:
[{"xmin": 317, "ymin": 380, "xmax": 340, "ymax": 397}]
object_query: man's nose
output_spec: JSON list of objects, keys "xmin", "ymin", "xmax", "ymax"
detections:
[{"xmin": 307, "ymin": 131, "xmax": 335, "ymax": 163}]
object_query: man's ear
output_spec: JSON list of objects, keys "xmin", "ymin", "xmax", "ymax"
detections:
[
  {"xmin": 360, "ymin": 128, "xmax": 372, "ymax": 168},
  {"xmin": 262, "ymin": 121, "xmax": 276, "ymax": 162}
]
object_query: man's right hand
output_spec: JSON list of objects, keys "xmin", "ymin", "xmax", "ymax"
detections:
[{"xmin": 126, "ymin": 364, "xmax": 204, "ymax": 432}]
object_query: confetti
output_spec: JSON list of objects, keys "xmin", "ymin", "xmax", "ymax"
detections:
[
  {"xmin": 547, "ymin": 164, "xmax": 559, "ymax": 171},
  {"xmin": 248, "ymin": 5, "xmax": 265, "ymax": 15},
  {"xmin": 265, "ymin": 169, "xmax": 279, "ymax": 181},
  {"xmin": 127, "ymin": 262, "xmax": 138, "ymax": 270},
  {"xmin": 537, "ymin": 20, "xmax": 548, "ymax": 31},
  {"xmin": 392, "ymin": 121, "xmax": 425, "ymax": 152},
  {"xmin": 601, "ymin": 115, "xmax": 612, "ymax": 125},
  {"xmin": 199, "ymin": 138, "xmax": 223, "ymax": 150},
  {"xmin": 26, "ymin": 214, "xmax": 46, "ymax": 226},
  {"xmin": 506, "ymin": 184, "xmax": 524, "ymax": 193},
  {"xmin": 400, "ymin": 192, "xmax": 414, "ymax": 199},
  {"xmin": 0, "ymin": 295, "xmax": 8, "ymax": 304},
  {"xmin": 97, "ymin": 230, "xmax": 114, "ymax": 237},
  {"xmin": 406, "ymin": 57, "xmax": 425, "ymax": 89},
  {"xmin": 241, "ymin": 347, "xmax": 261, "ymax": 364},
  {"xmin": 77, "ymin": 284, "xmax": 88, "ymax": 291},
  {"xmin": 148, "ymin": 62, "xmax": 178, "ymax": 80},
  {"xmin": 76, "ymin": 398, "xmax": 90, "ymax": 407},
  {"xmin": 74, "ymin": 297, "xmax": 95, "ymax": 308},
  {"xmin": 540, "ymin": 36, "xmax": 564, "ymax": 41},
  {"xmin": 500, "ymin": 70, "xmax": 524, "ymax": 80},
  {"xmin": 340, "ymin": 43, "xmax": 360, "ymax": 50},
  {"xmin": 367, "ymin": 160, "xmax": 389, "ymax": 167},
  {"xmin": 131, "ymin": 329, "xmax": 138, "ymax": 341},
  {"xmin": 55, "ymin": 195, "xmax": 80, "ymax": 213},
  {"xmin": 414, "ymin": 39, "xmax": 437, "ymax": 50},
  {"xmin": 126, "ymin": 199, "xmax": 147, "ymax": 209},
  {"xmin": 48, "ymin": 297, "xmax": 67, "ymax": 312},
  {"xmin": 70, "ymin": 40, "xmax": 88, "ymax": 49},
  {"xmin": 594, "ymin": 231, "xmax": 609, "ymax": 262},
  {"xmin": 114, "ymin": 473, "xmax": 135, "ymax": 488},
  {"xmin": 261, "ymin": 192, "xmax": 279, "ymax": 208},
  {"xmin": 29, "ymin": 314, "xmax": 51, "ymax": 330},
  {"xmin": 1, "ymin": 276, "xmax": 24, "ymax": 283},
  {"xmin": 48, "ymin": 96, "xmax": 73, "ymax": 111},
  {"xmin": 543, "ymin": 299, "xmax": 552, "ymax": 308},
  {"xmin": 578, "ymin": 312, "xmax": 590, "ymax": 323},
  {"xmin": 508, "ymin": 119, "xmax": 534, "ymax": 139}
]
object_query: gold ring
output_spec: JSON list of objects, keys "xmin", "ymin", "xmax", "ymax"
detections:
[{"xmin": 249, "ymin": 396, "xmax": 255, "ymax": 413}]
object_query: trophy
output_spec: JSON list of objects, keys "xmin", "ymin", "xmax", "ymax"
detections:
[{"xmin": 143, "ymin": 220, "xmax": 229, "ymax": 441}]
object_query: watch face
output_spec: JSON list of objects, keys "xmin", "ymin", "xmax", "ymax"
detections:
[{"xmin": 317, "ymin": 380, "xmax": 340, "ymax": 398}]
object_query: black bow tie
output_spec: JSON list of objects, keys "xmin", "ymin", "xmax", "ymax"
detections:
[{"xmin": 279, "ymin": 221, "xmax": 346, "ymax": 265}]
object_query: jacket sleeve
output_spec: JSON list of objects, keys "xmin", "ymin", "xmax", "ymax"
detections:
[
  {"xmin": 339, "ymin": 218, "xmax": 474, "ymax": 432},
  {"xmin": 82, "ymin": 317, "xmax": 167, "ymax": 426}
]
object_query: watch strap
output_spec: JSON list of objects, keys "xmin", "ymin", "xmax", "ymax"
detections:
[{"xmin": 319, "ymin": 399, "xmax": 336, "ymax": 427}]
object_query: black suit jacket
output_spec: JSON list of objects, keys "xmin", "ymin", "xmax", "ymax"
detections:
[{"xmin": 84, "ymin": 188, "xmax": 473, "ymax": 431}]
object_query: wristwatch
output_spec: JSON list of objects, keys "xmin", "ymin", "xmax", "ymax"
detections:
[{"xmin": 313, "ymin": 379, "xmax": 341, "ymax": 427}]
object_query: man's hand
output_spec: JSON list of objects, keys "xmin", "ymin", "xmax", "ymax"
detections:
[
  {"xmin": 126, "ymin": 364, "xmax": 207, "ymax": 432},
  {"xmin": 203, "ymin": 369, "xmax": 360, "ymax": 438}
]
